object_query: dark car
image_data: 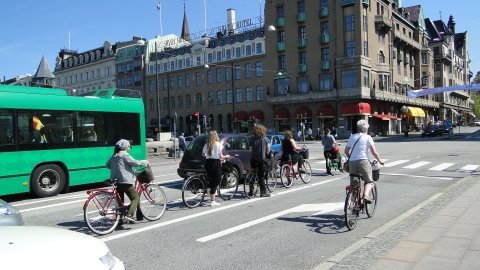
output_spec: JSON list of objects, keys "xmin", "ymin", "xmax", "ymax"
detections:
[
  {"xmin": 437, "ymin": 124, "xmax": 453, "ymax": 135},
  {"xmin": 421, "ymin": 125, "xmax": 441, "ymax": 137},
  {"xmin": 177, "ymin": 134, "xmax": 252, "ymax": 186}
]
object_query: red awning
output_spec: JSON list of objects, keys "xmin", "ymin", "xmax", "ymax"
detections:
[
  {"xmin": 294, "ymin": 106, "xmax": 312, "ymax": 118},
  {"xmin": 341, "ymin": 102, "xmax": 371, "ymax": 115},
  {"xmin": 274, "ymin": 108, "xmax": 290, "ymax": 119},
  {"xmin": 248, "ymin": 110, "xmax": 264, "ymax": 121},
  {"xmin": 233, "ymin": 111, "xmax": 248, "ymax": 122},
  {"xmin": 316, "ymin": 105, "xmax": 335, "ymax": 117},
  {"xmin": 371, "ymin": 114, "xmax": 398, "ymax": 120}
]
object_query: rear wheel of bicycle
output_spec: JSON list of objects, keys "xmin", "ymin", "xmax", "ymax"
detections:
[
  {"xmin": 139, "ymin": 184, "xmax": 167, "ymax": 221},
  {"xmin": 300, "ymin": 161, "xmax": 312, "ymax": 183},
  {"xmin": 366, "ymin": 184, "xmax": 378, "ymax": 218},
  {"xmin": 218, "ymin": 168, "xmax": 239, "ymax": 201},
  {"xmin": 182, "ymin": 176, "xmax": 206, "ymax": 208},
  {"xmin": 266, "ymin": 169, "xmax": 278, "ymax": 193},
  {"xmin": 244, "ymin": 172, "xmax": 258, "ymax": 199},
  {"xmin": 84, "ymin": 192, "xmax": 120, "ymax": 235},
  {"xmin": 280, "ymin": 165, "xmax": 293, "ymax": 188},
  {"xmin": 344, "ymin": 190, "xmax": 359, "ymax": 230}
]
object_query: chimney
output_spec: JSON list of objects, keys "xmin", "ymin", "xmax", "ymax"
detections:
[{"xmin": 227, "ymin": 8, "xmax": 236, "ymax": 35}]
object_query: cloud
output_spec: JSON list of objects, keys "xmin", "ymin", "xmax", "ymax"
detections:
[{"xmin": 0, "ymin": 43, "xmax": 24, "ymax": 53}]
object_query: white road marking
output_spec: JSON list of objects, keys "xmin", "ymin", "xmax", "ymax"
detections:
[
  {"xmin": 384, "ymin": 160, "xmax": 410, "ymax": 167},
  {"xmin": 458, "ymin": 164, "xmax": 479, "ymax": 171},
  {"xmin": 196, "ymin": 202, "xmax": 344, "ymax": 242},
  {"xmin": 12, "ymin": 194, "xmax": 86, "ymax": 207},
  {"xmin": 20, "ymin": 199, "xmax": 86, "ymax": 213},
  {"xmin": 403, "ymin": 161, "xmax": 431, "ymax": 169},
  {"xmin": 428, "ymin": 163, "xmax": 455, "ymax": 171},
  {"xmin": 380, "ymin": 172, "xmax": 454, "ymax": 181}
]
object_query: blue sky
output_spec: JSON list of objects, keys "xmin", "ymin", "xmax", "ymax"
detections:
[{"xmin": 0, "ymin": 0, "xmax": 478, "ymax": 80}]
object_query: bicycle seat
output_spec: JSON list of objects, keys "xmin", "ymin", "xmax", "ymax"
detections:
[{"xmin": 349, "ymin": 173, "xmax": 363, "ymax": 179}]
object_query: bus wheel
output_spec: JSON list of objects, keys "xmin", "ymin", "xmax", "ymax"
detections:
[{"xmin": 31, "ymin": 164, "xmax": 66, "ymax": 197}]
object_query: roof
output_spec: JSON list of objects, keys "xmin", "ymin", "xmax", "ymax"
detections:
[{"xmin": 34, "ymin": 55, "xmax": 54, "ymax": 79}]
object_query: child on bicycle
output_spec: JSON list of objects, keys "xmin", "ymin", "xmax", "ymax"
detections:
[{"xmin": 106, "ymin": 139, "xmax": 149, "ymax": 223}]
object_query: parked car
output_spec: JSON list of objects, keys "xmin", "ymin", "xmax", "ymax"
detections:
[
  {"xmin": 177, "ymin": 134, "xmax": 252, "ymax": 186},
  {"xmin": 0, "ymin": 226, "xmax": 125, "ymax": 270},
  {"xmin": 421, "ymin": 125, "xmax": 441, "ymax": 137},
  {"xmin": 0, "ymin": 199, "xmax": 24, "ymax": 226},
  {"xmin": 437, "ymin": 124, "xmax": 454, "ymax": 135}
]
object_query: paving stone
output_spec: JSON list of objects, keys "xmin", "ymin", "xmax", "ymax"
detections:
[
  {"xmin": 427, "ymin": 237, "xmax": 470, "ymax": 260},
  {"xmin": 369, "ymin": 258, "xmax": 413, "ymax": 270},
  {"xmin": 383, "ymin": 241, "xmax": 431, "ymax": 263},
  {"xmin": 443, "ymin": 223, "xmax": 479, "ymax": 239},
  {"xmin": 435, "ymin": 205, "xmax": 466, "ymax": 217},
  {"xmin": 422, "ymin": 215, "xmax": 456, "ymax": 229},
  {"xmin": 406, "ymin": 226, "xmax": 445, "ymax": 243},
  {"xmin": 458, "ymin": 250, "xmax": 480, "ymax": 270},
  {"xmin": 467, "ymin": 233, "xmax": 480, "ymax": 251},
  {"xmin": 412, "ymin": 255, "xmax": 458, "ymax": 270}
]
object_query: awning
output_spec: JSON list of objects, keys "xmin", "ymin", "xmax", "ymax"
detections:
[
  {"xmin": 341, "ymin": 102, "xmax": 371, "ymax": 116},
  {"xmin": 316, "ymin": 105, "xmax": 335, "ymax": 118},
  {"xmin": 274, "ymin": 108, "xmax": 290, "ymax": 120},
  {"xmin": 407, "ymin": 107, "xmax": 426, "ymax": 117},
  {"xmin": 371, "ymin": 114, "xmax": 398, "ymax": 120},
  {"xmin": 232, "ymin": 111, "xmax": 248, "ymax": 122},
  {"xmin": 248, "ymin": 110, "xmax": 264, "ymax": 121},
  {"xmin": 294, "ymin": 106, "xmax": 312, "ymax": 118},
  {"xmin": 450, "ymin": 108, "xmax": 459, "ymax": 116}
]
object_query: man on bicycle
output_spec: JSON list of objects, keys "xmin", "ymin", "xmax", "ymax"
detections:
[{"xmin": 322, "ymin": 128, "xmax": 339, "ymax": 175}]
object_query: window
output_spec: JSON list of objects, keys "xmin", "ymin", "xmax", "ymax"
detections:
[
  {"xmin": 255, "ymin": 43, "xmax": 263, "ymax": 54},
  {"xmin": 277, "ymin": 31, "xmax": 286, "ymax": 42},
  {"xmin": 363, "ymin": 15, "xmax": 367, "ymax": 32},
  {"xmin": 178, "ymin": 96, "xmax": 183, "ymax": 108},
  {"xmin": 196, "ymin": 56, "xmax": 201, "ymax": 66},
  {"xmin": 421, "ymin": 53, "xmax": 428, "ymax": 64},
  {"xmin": 277, "ymin": 5, "xmax": 285, "ymax": 19},
  {"xmin": 235, "ymin": 47, "xmax": 241, "ymax": 58},
  {"xmin": 216, "ymin": 68, "xmax": 222, "ymax": 83},
  {"xmin": 208, "ymin": 91, "xmax": 213, "ymax": 105},
  {"xmin": 217, "ymin": 90, "xmax": 223, "ymax": 104},
  {"xmin": 149, "ymin": 80, "xmax": 155, "ymax": 93},
  {"xmin": 298, "ymin": 26, "xmax": 306, "ymax": 39},
  {"xmin": 363, "ymin": 41, "xmax": 368, "ymax": 57},
  {"xmin": 345, "ymin": 41, "xmax": 355, "ymax": 57},
  {"xmin": 344, "ymin": 15, "xmax": 355, "ymax": 32},
  {"xmin": 207, "ymin": 53, "xmax": 213, "ymax": 63},
  {"xmin": 0, "ymin": 110, "xmax": 14, "ymax": 147},
  {"xmin": 299, "ymin": 51, "xmax": 307, "ymax": 65},
  {"xmin": 177, "ymin": 75, "xmax": 183, "ymax": 88},
  {"xmin": 246, "ymin": 87, "xmax": 253, "ymax": 102},
  {"xmin": 297, "ymin": 0, "xmax": 305, "ymax": 13},
  {"xmin": 195, "ymin": 93, "xmax": 202, "ymax": 106},
  {"xmin": 225, "ymin": 67, "xmax": 232, "ymax": 81},
  {"xmin": 245, "ymin": 45, "xmax": 252, "ymax": 56},
  {"xmin": 245, "ymin": 63, "xmax": 252, "ymax": 79},
  {"xmin": 236, "ymin": 88, "xmax": 243, "ymax": 103},
  {"xmin": 195, "ymin": 72, "xmax": 201, "ymax": 86},
  {"xmin": 216, "ymin": 51, "xmax": 222, "ymax": 61},
  {"xmin": 162, "ymin": 97, "xmax": 168, "ymax": 109},
  {"xmin": 255, "ymin": 61, "xmax": 263, "ymax": 77},
  {"xmin": 341, "ymin": 70, "xmax": 357, "ymax": 88},
  {"xmin": 320, "ymin": 0, "xmax": 328, "ymax": 8},
  {"xmin": 319, "ymin": 74, "xmax": 333, "ymax": 91},
  {"xmin": 321, "ymin": 48, "xmax": 329, "ymax": 61},
  {"xmin": 234, "ymin": 65, "xmax": 242, "ymax": 80},
  {"xmin": 321, "ymin": 22, "xmax": 329, "ymax": 34},
  {"xmin": 275, "ymin": 78, "xmax": 290, "ymax": 95},
  {"xmin": 185, "ymin": 73, "xmax": 191, "ymax": 87},
  {"xmin": 297, "ymin": 76, "xmax": 309, "ymax": 93},
  {"xmin": 256, "ymin": 85, "xmax": 264, "ymax": 101},
  {"xmin": 170, "ymin": 97, "xmax": 175, "ymax": 110},
  {"xmin": 186, "ymin": 94, "xmax": 192, "ymax": 107},
  {"xmin": 226, "ymin": 89, "xmax": 233, "ymax": 104},
  {"xmin": 363, "ymin": 69, "xmax": 370, "ymax": 87},
  {"xmin": 278, "ymin": 55, "xmax": 286, "ymax": 70},
  {"xmin": 149, "ymin": 99, "xmax": 154, "ymax": 112},
  {"xmin": 378, "ymin": 51, "xmax": 385, "ymax": 63},
  {"xmin": 226, "ymin": 49, "xmax": 232, "ymax": 60},
  {"xmin": 207, "ymin": 70, "xmax": 213, "ymax": 84}
]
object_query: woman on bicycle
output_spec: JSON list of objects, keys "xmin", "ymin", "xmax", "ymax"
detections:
[
  {"xmin": 322, "ymin": 128, "xmax": 339, "ymax": 175},
  {"xmin": 202, "ymin": 130, "xmax": 226, "ymax": 206},
  {"xmin": 344, "ymin": 120, "xmax": 384, "ymax": 203},
  {"xmin": 249, "ymin": 124, "xmax": 271, "ymax": 197},
  {"xmin": 281, "ymin": 130, "xmax": 304, "ymax": 173},
  {"xmin": 106, "ymin": 139, "xmax": 148, "ymax": 223}
]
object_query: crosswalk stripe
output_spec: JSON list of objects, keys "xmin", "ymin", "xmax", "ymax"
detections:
[
  {"xmin": 458, "ymin": 165, "xmax": 479, "ymax": 171},
  {"xmin": 384, "ymin": 160, "xmax": 410, "ymax": 167},
  {"xmin": 428, "ymin": 163, "xmax": 455, "ymax": 171},
  {"xmin": 403, "ymin": 161, "xmax": 431, "ymax": 169}
]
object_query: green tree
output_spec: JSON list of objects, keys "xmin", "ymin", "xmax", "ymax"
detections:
[{"xmin": 471, "ymin": 94, "xmax": 480, "ymax": 119}]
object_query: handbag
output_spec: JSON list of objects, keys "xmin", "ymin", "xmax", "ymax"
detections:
[
  {"xmin": 136, "ymin": 165, "xmax": 154, "ymax": 183},
  {"xmin": 343, "ymin": 135, "xmax": 362, "ymax": 173}
]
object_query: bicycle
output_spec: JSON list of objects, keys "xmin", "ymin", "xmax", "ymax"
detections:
[
  {"xmin": 265, "ymin": 152, "xmax": 280, "ymax": 192},
  {"xmin": 279, "ymin": 151, "xmax": 312, "ymax": 188},
  {"xmin": 344, "ymin": 160, "xmax": 380, "ymax": 230},
  {"xmin": 83, "ymin": 175, "xmax": 167, "ymax": 235},
  {"xmin": 243, "ymin": 166, "xmax": 276, "ymax": 198}
]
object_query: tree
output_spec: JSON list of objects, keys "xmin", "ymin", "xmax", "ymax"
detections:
[{"xmin": 471, "ymin": 94, "xmax": 480, "ymax": 119}]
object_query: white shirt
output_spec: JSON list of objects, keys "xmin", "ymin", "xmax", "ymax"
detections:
[
  {"xmin": 346, "ymin": 133, "xmax": 374, "ymax": 161},
  {"xmin": 203, "ymin": 141, "xmax": 223, "ymax": 159}
]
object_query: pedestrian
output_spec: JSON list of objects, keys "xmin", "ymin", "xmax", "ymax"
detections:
[
  {"xmin": 316, "ymin": 127, "xmax": 321, "ymax": 141},
  {"xmin": 249, "ymin": 124, "xmax": 271, "ymax": 197},
  {"xmin": 307, "ymin": 127, "xmax": 313, "ymax": 140},
  {"xmin": 331, "ymin": 126, "xmax": 337, "ymax": 138},
  {"xmin": 106, "ymin": 139, "xmax": 149, "ymax": 223},
  {"xmin": 297, "ymin": 130, "xmax": 302, "ymax": 141},
  {"xmin": 344, "ymin": 120, "xmax": 384, "ymax": 203},
  {"xmin": 322, "ymin": 128, "xmax": 338, "ymax": 175},
  {"xmin": 178, "ymin": 133, "xmax": 186, "ymax": 153},
  {"xmin": 202, "ymin": 130, "xmax": 227, "ymax": 206}
]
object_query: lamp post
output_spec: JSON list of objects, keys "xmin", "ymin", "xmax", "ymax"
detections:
[
  {"xmin": 173, "ymin": 111, "xmax": 177, "ymax": 161},
  {"xmin": 167, "ymin": 72, "xmax": 171, "ymax": 132},
  {"xmin": 155, "ymin": 42, "xmax": 161, "ymax": 138}
]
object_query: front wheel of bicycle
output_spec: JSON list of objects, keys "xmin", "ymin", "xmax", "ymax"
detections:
[
  {"xmin": 84, "ymin": 191, "xmax": 120, "ymax": 235},
  {"xmin": 218, "ymin": 168, "xmax": 239, "ymax": 201},
  {"xmin": 139, "ymin": 184, "xmax": 167, "ymax": 221},
  {"xmin": 300, "ymin": 161, "xmax": 312, "ymax": 183},
  {"xmin": 280, "ymin": 165, "xmax": 293, "ymax": 188},
  {"xmin": 266, "ymin": 169, "xmax": 278, "ymax": 193},
  {"xmin": 244, "ymin": 172, "xmax": 258, "ymax": 198},
  {"xmin": 182, "ymin": 176, "xmax": 206, "ymax": 208},
  {"xmin": 366, "ymin": 184, "xmax": 378, "ymax": 218},
  {"xmin": 344, "ymin": 190, "xmax": 359, "ymax": 230}
]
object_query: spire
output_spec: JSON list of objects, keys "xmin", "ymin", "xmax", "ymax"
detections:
[
  {"xmin": 181, "ymin": 1, "xmax": 191, "ymax": 41},
  {"xmin": 447, "ymin": 15, "xmax": 456, "ymax": 34},
  {"xmin": 34, "ymin": 55, "xmax": 54, "ymax": 79}
]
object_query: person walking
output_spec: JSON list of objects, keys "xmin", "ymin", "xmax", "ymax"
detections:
[
  {"xmin": 178, "ymin": 133, "xmax": 186, "ymax": 154},
  {"xmin": 202, "ymin": 130, "xmax": 227, "ymax": 206},
  {"xmin": 249, "ymin": 124, "xmax": 271, "ymax": 197},
  {"xmin": 322, "ymin": 128, "xmax": 337, "ymax": 175},
  {"xmin": 106, "ymin": 139, "xmax": 149, "ymax": 223},
  {"xmin": 344, "ymin": 120, "xmax": 384, "ymax": 203}
]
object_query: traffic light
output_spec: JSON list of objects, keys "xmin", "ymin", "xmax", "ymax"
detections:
[{"xmin": 193, "ymin": 112, "xmax": 199, "ymax": 122}]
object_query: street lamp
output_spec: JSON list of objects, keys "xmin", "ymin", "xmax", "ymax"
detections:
[
  {"xmin": 173, "ymin": 111, "xmax": 177, "ymax": 161},
  {"xmin": 154, "ymin": 42, "xmax": 161, "ymax": 138}
]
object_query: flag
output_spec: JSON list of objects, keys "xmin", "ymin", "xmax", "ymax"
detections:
[{"xmin": 33, "ymin": 116, "xmax": 44, "ymax": 131}]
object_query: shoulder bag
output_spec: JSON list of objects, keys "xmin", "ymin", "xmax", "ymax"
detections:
[{"xmin": 343, "ymin": 135, "xmax": 362, "ymax": 173}]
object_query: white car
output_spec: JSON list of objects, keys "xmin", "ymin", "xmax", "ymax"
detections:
[{"xmin": 0, "ymin": 226, "xmax": 124, "ymax": 270}]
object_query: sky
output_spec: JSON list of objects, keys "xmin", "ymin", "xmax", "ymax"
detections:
[{"xmin": 0, "ymin": 0, "xmax": 479, "ymax": 81}]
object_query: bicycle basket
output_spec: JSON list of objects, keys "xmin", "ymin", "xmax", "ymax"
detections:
[{"xmin": 136, "ymin": 165, "xmax": 154, "ymax": 183}]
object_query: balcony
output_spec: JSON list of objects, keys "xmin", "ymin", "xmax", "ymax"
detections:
[
  {"xmin": 297, "ymin": 12, "xmax": 306, "ymax": 23},
  {"xmin": 374, "ymin": 15, "xmax": 392, "ymax": 32},
  {"xmin": 321, "ymin": 61, "xmax": 330, "ymax": 70},
  {"xmin": 276, "ymin": 17, "xmax": 285, "ymax": 28},
  {"xmin": 393, "ymin": 28, "xmax": 421, "ymax": 49},
  {"xmin": 320, "ymin": 34, "xmax": 330, "ymax": 44},
  {"xmin": 319, "ymin": 7, "xmax": 328, "ymax": 17},
  {"xmin": 297, "ymin": 38, "xmax": 307, "ymax": 49},
  {"xmin": 340, "ymin": 0, "xmax": 356, "ymax": 6},
  {"xmin": 277, "ymin": 42, "xmax": 285, "ymax": 52},
  {"xmin": 298, "ymin": 64, "xmax": 307, "ymax": 73},
  {"xmin": 397, "ymin": 54, "xmax": 404, "ymax": 62}
]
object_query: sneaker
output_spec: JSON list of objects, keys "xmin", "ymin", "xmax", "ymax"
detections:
[
  {"xmin": 123, "ymin": 215, "xmax": 137, "ymax": 224},
  {"xmin": 210, "ymin": 201, "xmax": 221, "ymax": 206},
  {"xmin": 260, "ymin": 193, "xmax": 271, "ymax": 197},
  {"xmin": 363, "ymin": 197, "xmax": 372, "ymax": 204}
]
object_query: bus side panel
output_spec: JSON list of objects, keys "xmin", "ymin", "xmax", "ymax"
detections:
[{"xmin": 0, "ymin": 176, "xmax": 30, "ymax": 196}]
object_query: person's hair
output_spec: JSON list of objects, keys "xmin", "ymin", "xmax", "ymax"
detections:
[
  {"xmin": 357, "ymin": 120, "xmax": 369, "ymax": 133},
  {"xmin": 284, "ymin": 130, "xmax": 293, "ymax": 140},
  {"xmin": 207, "ymin": 130, "xmax": 219, "ymax": 156},
  {"xmin": 113, "ymin": 145, "xmax": 122, "ymax": 155},
  {"xmin": 252, "ymin": 124, "xmax": 266, "ymax": 138},
  {"xmin": 325, "ymin": 128, "xmax": 331, "ymax": 133}
]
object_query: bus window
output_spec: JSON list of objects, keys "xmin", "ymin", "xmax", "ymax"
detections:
[
  {"xmin": 0, "ymin": 110, "xmax": 14, "ymax": 147},
  {"xmin": 77, "ymin": 112, "xmax": 105, "ymax": 143},
  {"xmin": 17, "ymin": 110, "xmax": 74, "ymax": 145}
]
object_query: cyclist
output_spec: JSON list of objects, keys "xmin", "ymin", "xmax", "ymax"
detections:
[
  {"xmin": 106, "ymin": 139, "xmax": 149, "ymax": 223},
  {"xmin": 281, "ymin": 130, "xmax": 305, "ymax": 173},
  {"xmin": 249, "ymin": 124, "xmax": 271, "ymax": 197},
  {"xmin": 202, "ymin": 130, "xmax": 226, "ymax": 206},
  {"xmin": 322, "ymin": 128, "xmax": 340, "ymax": 175},
  {"xmin": 344, "ymin": 120, "xmax": 384, "ymax": 203}
]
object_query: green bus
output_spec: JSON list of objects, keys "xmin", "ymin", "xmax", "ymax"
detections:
[{"xmin": 0, "ymin": 85, "xmax": 146, "ymax": 197}]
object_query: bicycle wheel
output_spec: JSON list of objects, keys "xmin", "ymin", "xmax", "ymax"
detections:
[
  {"xmin": 139, "ymin": 184, "xmax": 167, "ymax": 221},
  {"xmin": 344, "ymin": 190, "xmax": 359, "ymax": 230},
  {"xmin": 366, "ymin": 184, "xmax": 378, "ymax": 218},
  {"xmin": 243, "ymin": 172, "xmax": 258, "ymax": 198},
  {"xmin": 218, "ymin": 168, "xmax": 239, "ymax": 201},
  {"xmin": 280, "ymin": 165, "xmax": 293, "ymax": 188},
  {"xmin": 266, "ymin": 168, "xmax": 278, "ymax": 193},
  {"xmin": 84, "ymin": 191, "xmax": 120, "ymax": 235},
  {"xmin": 300, "ymin": 161, "xmax": 312, "ymax": 183},
  {"xmin": 182, "ymin": 176, "xmax": 206, "ymax": 208}
]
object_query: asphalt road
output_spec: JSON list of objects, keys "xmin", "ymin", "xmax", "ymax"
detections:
[{"xmin": 8, "ymin": 127, "xmax": 480, "ymax": 270}]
